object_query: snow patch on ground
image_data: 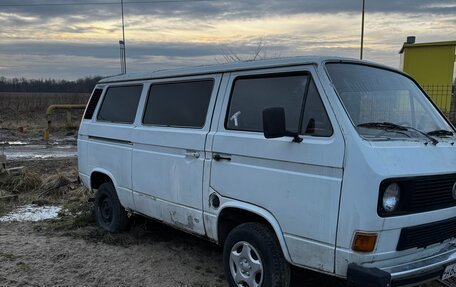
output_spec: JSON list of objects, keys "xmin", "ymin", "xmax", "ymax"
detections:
[
  {"xmin": 8, "ymin": 141, "xmax": 28, "ymax": 145},
  {"xmin": 0, "ymin": 141, "xmax": 29, "ymax": 145},
  {"xmin": 0, "ymin": 204, "xmax": 61, "ymax": 222}
]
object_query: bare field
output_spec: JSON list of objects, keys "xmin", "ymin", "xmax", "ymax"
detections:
[{"xmin": 0, "ymin": 92, "xmax": 89, "ymax": 134}]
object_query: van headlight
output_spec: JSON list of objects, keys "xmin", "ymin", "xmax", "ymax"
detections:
[{"xmin": 382, "ymin": 183, "xmax": 401, "ymax": 213}]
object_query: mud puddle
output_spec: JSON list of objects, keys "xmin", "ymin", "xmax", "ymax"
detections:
[
  {"xmin": 0, "ymin": 134, "xmax": 77, "ymax": 161},
  {"xmin": 2, "ymin": 144, "xmax": 76, "ymax": 160}
]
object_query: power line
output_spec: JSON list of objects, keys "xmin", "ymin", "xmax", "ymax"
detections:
[{"xmin": 0, "ymin": 0, "xmax": 214, "ymax": 7}]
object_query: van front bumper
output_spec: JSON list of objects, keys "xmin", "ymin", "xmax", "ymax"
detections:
[{"xmin": 347, "ymin": 245, "xmax": 456, "ymax": 286}]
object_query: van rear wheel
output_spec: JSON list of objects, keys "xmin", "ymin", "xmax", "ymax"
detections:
[
  {"xmin": 223, "ymin": 223, "xmax": 290, "ymax": 287},
  {"xmin": 95, "ymin": 182, "xmax": 129, "ymax": 232}
]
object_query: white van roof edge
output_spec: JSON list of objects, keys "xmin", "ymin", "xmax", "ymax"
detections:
[{"xmin": 98, "ymin": 56, "xmax": 378, "ymax": 84}]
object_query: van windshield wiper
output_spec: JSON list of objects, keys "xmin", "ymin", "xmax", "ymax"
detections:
[
  {"xmin": 427, "ymin": 129, "xmax": 454, "ymax": 137},
  {"xmin": 357, "ymin": 122, "xmax": 408, "ymax": 131},
  {"xmin": 357, "ymin": 122, "xmax": 439, "ymax": 145}
]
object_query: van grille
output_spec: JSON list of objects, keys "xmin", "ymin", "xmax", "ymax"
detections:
[
  {"xmin": 84, "ymin": 88, "xmax": 103, "ymax": 119},
  {"xmin": 397, "ymin": 217, "xmax": 456, "ymax": 251},
  {"xmin": 379, "ymin": 173, "xmax": 456, "ymax": 217},
  {"xmin": 409, "ymin": 174, "xmax": 456, "ymax": 212}
]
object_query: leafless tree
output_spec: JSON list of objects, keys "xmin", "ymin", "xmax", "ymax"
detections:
[{"xmin": 216, "ymin": 39, "xmax": 281, "ymax": 63}]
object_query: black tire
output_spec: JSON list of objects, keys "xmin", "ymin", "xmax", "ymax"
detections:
[
  {"xmin": 223, "ymin": 223, "xmax": 291, "ymax": 287},
  {"xmin": 94, "ymin": 182, "xmax": 129, "ymax": 233}
]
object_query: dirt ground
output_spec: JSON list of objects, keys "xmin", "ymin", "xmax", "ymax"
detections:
[
  {"xmin": 0, "ymin": 220, "xmax": 227, "ymax": 287},
  {"xmin": 0, "ymin": 218, "xmax": 350, "ymax": 287}
]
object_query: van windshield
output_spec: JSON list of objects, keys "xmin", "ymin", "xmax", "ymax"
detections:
[{"xmin": 326, "ymin": 63, "xmax": 454, "ymax": 141}]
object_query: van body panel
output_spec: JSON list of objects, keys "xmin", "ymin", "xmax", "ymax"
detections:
[
  {"xmin": 130, "ymin": 75, "xmax": 222, "ymax": 235},
  {"xmin": 131, "ymin": 132, "xmax": 208, "ymax": 234},
  {"xmin": 202, "ymin": 73, "xmax": 231, "ymax": 238},
  {"xmin": 284, "ymin": 233, "xmax": 336, "ymax": 272},
  {"xmin": 209, "ymin": 66, "xmax": 346, "ymax": 272},
  {"xmin": 77, "ymin": 135, "xmax": 89, "ymax": 179},
  {"xmin": 77, "ymin": 85, "xmax": 105, "ymax": 185},
  {"xmin": 87, "ymin": 123, "xmax": 136, "ymax": 209}
]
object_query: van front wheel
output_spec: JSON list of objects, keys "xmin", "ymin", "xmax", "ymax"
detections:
[
  {"xmin": 223, "ymin": 223, "xmax": 290, "ymax": 287},
  {"xmin": 95, "ymin": 182, "xmax": 129, "ymax": 233}
]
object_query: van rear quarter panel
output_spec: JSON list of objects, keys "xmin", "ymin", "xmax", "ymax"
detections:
[
  {"xmin": 77, "ymin": 123, "xmax": 89, "ymax": 178},
  {"xmin": 86, "ymin": 123, "xmax": 136, "ymax": 209}
]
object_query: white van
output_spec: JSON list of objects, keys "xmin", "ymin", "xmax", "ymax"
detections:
[{"xmin": 78, "ymin": 56, "xmax": 456, "ymax": 287}]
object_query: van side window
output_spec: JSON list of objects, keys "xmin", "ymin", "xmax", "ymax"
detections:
[
  {"xmin": 84, "ymin": 88, "xmax": 103, "ymax": 119},
  {"xmin": 143, "ymin": 80, "xmax": 214, "ymax": 128},
  {"xmin": 97, "ymin": 85, "xmax": 142, "ymax": 124},
  {"xmin": 301, "ymin": 80, "xmax": 333, "ymax": 137},
  {"xmin": 226, "ymin": 74, "xmax": 309, "ymax": 132}
]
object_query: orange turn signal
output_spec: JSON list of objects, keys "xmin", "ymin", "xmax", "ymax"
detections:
[{"xmin": 352, "ymin": 232, "xmax": 377, "ymax": 252}]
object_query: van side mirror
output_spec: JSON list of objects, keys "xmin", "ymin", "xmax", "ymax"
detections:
[
  {"xmin": 263, "ymin": 107, "xmax": 287, "ymax": 139},
  {"xmin": 262, "ymin": 107, "xmax": 303, "ymax": 143}
]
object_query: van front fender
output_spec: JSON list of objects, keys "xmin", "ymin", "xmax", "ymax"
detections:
[{"xmin": 216, "ymin": 199, "xmax": 292, "ymax": 263}]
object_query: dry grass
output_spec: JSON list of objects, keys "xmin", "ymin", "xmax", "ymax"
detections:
[
  {"xmin": 39, "ymin": 174, "xmax": 74, "ymax": 197},
  {"xmin": 0, "ymin": 169, "xmax": 42, "ymax": 194},
  {"xmin": 0, "ymin": 169, "xmax": 41, "ymax": 216},
  {"xmin": 0, "ymin": 165, "xmax": 94, "ymax": 225},
  {"xmin": 0, "ymin": 169, "xmax": 97, "ymax": 234},
  {"xmin": 0, "ymin": 251, "xmax": 16, "ymax": 261},
  {"xmin": 44, "ymin": 185, "xmax": 95, "ymax": 231}
]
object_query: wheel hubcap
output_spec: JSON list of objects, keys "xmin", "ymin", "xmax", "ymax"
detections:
[
  {"xmin": 100, "ymin": 197, "xmax": 113, "ymax": 224},
  {"xmin": 230, "ymin": 241, "xmax": 263, "ymax": 287}
]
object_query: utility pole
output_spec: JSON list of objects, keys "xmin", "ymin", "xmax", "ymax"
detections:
[
  {"xmin": 119, "ymin": 40, "xmax": 126, "ymax": 74},
  {"xmin": 360, "ymin": 0, "xmax": 365, "ymax": 60},
  {"xmin": 120, "ymin": 0, "xmax": 127, "ymax": 73}
]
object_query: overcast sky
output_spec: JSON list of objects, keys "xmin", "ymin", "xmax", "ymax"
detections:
[{"xmin": 0, "ymin": 0, "xmax": 455, "ymax": 80}]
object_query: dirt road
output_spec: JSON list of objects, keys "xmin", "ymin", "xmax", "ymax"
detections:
[{"xmin": 0, "ymin": 129, "xmax": 76, "ymax": 161}]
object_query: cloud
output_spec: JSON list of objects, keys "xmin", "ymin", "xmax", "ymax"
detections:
[
  {"xmin": 2, "ymin": 0, "xmax": 456, "ymax": 18},
  {"xmin": 0, "ymin": 0, "xmax": 454, "ymax": 79}
]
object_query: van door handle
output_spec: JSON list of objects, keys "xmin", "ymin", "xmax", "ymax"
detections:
[
  {"xmin": 185, "ymin": 151, "xmax": 200, "ymax": 159},
  {"xmin": 213, "ymin": 154, "xmax": 231, "ymax": 161}
]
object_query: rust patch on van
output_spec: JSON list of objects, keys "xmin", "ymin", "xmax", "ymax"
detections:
[{"xmin": 168, "ymin": 210, "xmax": 195, "ymax": 230}]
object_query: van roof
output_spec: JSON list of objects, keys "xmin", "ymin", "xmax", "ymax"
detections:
[{"xmin": 98, "ymin": 56, "xmax": 366, "ymax": 84}]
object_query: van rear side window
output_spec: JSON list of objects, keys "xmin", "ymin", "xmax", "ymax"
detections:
[
  {"xmin": 97, "ymin": 85, "xmax": 143, "ymax": 124},
  {"xmin": 143, "ymin": 80, "xmax": 214, "ymax": 128},
  {"xmin": 84, "ymin": 88, "xmax": 103, "ymax": 119}
]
